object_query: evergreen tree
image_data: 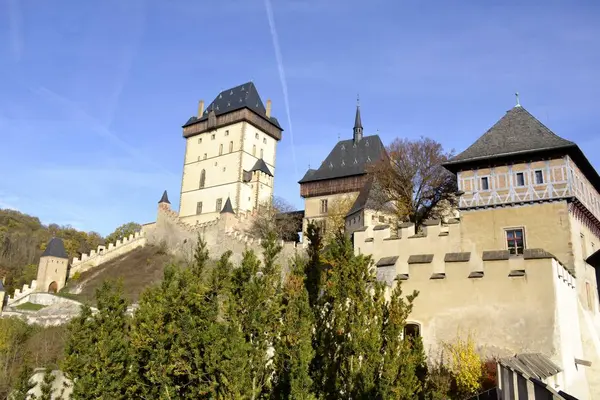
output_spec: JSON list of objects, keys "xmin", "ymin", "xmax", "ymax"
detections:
[
  {"xmin": 9, "ymin": 364, "xmax": 35, "ymax": 400},
  {"xmin": 36, "ymin": 368, "xmax": 55, "ymax": 400},
  {"xmin": 304, "ymin": 222, "xmax": 323, "ymax": 309},
  {"xmin": 312, "ymin": 231, "xmax": 422, "ymax": 399},
  {"xmin": 130, "ymin": 237, "xmax": 250, "ymax": 398},
  {"xmin": 231, "ymin": 231, "xmax": 283, "ymax": 399},
  {"xmin": 61, "ymin": 281, "xmax": 133, "ymax": 399},
  {"xmin": 272, "ymin": 255, "xmax": 316, "ymax": 400}
]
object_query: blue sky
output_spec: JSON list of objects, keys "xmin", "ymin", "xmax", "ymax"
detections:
[{"xmin": 1, "ymin": 0, "xmax": 599, "ymax": 236}]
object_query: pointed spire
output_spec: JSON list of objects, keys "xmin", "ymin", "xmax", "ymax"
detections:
[
  {"xmin": 353, "ymin": 95, "xmax": 363, "ymax": 143},
  {"xmin": 220, "ymin": 197, "xmax": 235, "ymax": 214},
  {"xmin": 158, "ymin": 190, "xmax": 170, "ymax": 204}
]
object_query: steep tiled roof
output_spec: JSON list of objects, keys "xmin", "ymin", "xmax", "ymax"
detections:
[
  {"xmin": 299, "ymin": 134, "xmax": 386, "ymax": 183},
  {"xmin": 183, "ymin": 82, "xmax": 282, "ymax": 129},
  {"xmin": 41, "ymin": 237, "xmax": 68, "ymax": 259},
  {"xmin": 158, "ymin": 190, "xmax": 170, "ymax": 204},
  {"xmin": 445, "ymin": 106, "xmax": 575, "ymax": 168},
  {"xmin": 250, "ymin": 158, "xmax": 273, "ymax": 176},
  {"xmin": 220, "ymin": 197, "xmax": 234, "ymax": 214},
  {"xmin": 346, "ymin": 178, "xmax": 394, "ymax": 217},
  {"xmin": 444, "ymin": 105, "xmax": 600, "ymax": 194}
]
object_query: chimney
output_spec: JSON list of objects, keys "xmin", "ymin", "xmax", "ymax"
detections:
[
  {"xmin": 266, "ymin": 99, "xmax": 272, "ymax": 118},
  {"xmin": 198, "ymin": 100, "xmax": 205, "ymax": 117}
]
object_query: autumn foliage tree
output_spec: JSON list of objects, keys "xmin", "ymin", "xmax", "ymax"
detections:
[
  {"xmin": 248, "ymin": 196, "xmax": 303, "ymax": 242},
  {"xmin": 368, "ymin": 137, "xmax": 457, "ymax": 229}
]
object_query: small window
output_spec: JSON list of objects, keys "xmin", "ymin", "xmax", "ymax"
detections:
[
  {"xmin": 404, "ymin": 323, "xmax": 420, "ymax": 341},
  {"xmin": 199, "ymin": 169, "xmax": 206, "ymax": 188},
  {"xmin": 506, "ymin": 228, "xmax": 525, "ymax": 255},
  {"xmin": 203, "ymin": 153, "xmax": 207, "ymax": 160},
  {"xmin": 263, "ymin": 137, "xmax": 267, "ymax": 144},
  {"xmin": 252, "ymin": 145, "xmax": 256, "ymax": 156},
  {"xmin": 211, "ymin": 134, "xmax": 215, "ymax": 140},
  {"xmin": 320, "ymin": 199, "xmax": 328, "ymax": 214},
  {"xmin": 222, "ymin": 167, "xmax": 226, "ymax": 172},
  {"xmin": 379, "ymin": 216, "xmax": 385, "ymax": 223},
  {"xmin": 260, "ymin": 149, "xmax": 264, "ymax": 159},
  {"xmin": 225, "ymin": 130, "xmax": 229, "ymax": 136},
  {"xmin": 196, "ymin": 202, "xmax": 203, "ymax": 215},
  {"xmin": 481, "ymin": 177, "xmax": 489, "ymax": 191},
  {"xmin": 216, "ymin": 198, "xmax": 223, "ymax": 212},
  {"xmin": 197, "ymin": 156, "xmax": 201, "ymax": 162},
  {"xmin": 219, "ymin": 144, "xmax": 223, "ymax": 155},
  {"xmin": 535, "ymin": 170, "xmax": 544, "ymax": 184},
  {"xmin": 255, "ymin": 132, "xmax": 259, "ymax": 139},
  {"xmin": 198, "ymin": 138, "xmax": 202, "ymax": 144},
  {"xmin": 229, "ymin": 141, "xmax": 233, "ymax": 152},
  {"xmin": 515, "ymin": 172, "xmax": 525, "ymax": 186}
]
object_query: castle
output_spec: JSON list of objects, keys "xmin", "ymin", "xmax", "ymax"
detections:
[{"xmin": 2, "ymin": 81, "xmax": 600, "ymax": 398}]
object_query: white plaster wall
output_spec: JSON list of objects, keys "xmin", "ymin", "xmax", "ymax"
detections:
[{"xmin": 552, "ymin": 259, "xmax": 590, "ymax": 398}]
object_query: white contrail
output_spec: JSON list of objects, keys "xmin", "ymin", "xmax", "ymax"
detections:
[{"xmin": 264, "ymin": 0, "xmax": 298, "ymax": 178}]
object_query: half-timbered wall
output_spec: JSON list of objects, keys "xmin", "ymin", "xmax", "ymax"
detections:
[
  {"xmin": 300, "ymin": 175, "xmax": 368, "ymax": 198},
  {"xmin": 457, "ymin": 156, "xmax": 600, "ymax": 225}
]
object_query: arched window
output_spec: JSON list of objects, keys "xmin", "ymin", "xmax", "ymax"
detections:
[
  {"xmin": 260, "ymin": 148, "xmax": 264, "ymax": 159},
  {"xmin": 219, "ymin": 144, "xmax": 223, "ymax": 155},
  {"xmin": 229, "ymin": 141, "xmax": 233, "ymax": 152},
  {"xmin": 252, "ymin": 145, "xmax": 256, "ymax": 156},
  {"xmin": 200, "ymin": 169, "xmax": 206, "ymax": 188},
  {"xmin": 404, "ymin": 323, "xmax": 421, "ymax": 342}
]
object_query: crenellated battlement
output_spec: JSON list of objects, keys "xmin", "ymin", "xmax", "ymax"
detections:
[
  {"xmin": 70, "ymin": 231, "xmax": 147, "ymax": 275},
  {"xmin": 7, "ymin": 280, "xmax": 38, "ymax": 305}
]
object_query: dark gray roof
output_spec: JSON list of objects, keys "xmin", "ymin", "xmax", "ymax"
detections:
[
  {"xmin": 158, "ymin": 190, "xmax": 170, "ymax": 204},
  {"xmin": 299, "ymin": 134, "xmax": 386, "ymax": 183},
  {"xmin": 408, "ymin": 254, "xmax": 434, "ymax": 264},
  {"xmin": 354, "ymin": 105, "xmax": 362, "ymax": 130},
  {"xmin": 250, "ymin": 158, "xmax": 273, "ymax": 176},
  {"xmin": 586, "ymin": 249, "xmax": 600, "ymax": 268},
  {"xmin": 0, "ymin": 279, "xmax": 4, "ymax": 291},
  {"xmin": 220, "ymin": 197, "xmax": 234, "ymax": 214},
  {"xmin": 41, "ymin": 237, "xmax": 68, "ymax": 259},
  {"xmin": 499, "ymin": 353, "xmax": 561, "ymax": 380},
  {"xmin": 183, "ymin": 82, "xmax": 282, "ymax": 129},
  {"xmin": 376, "ymin": 256, "xmax": 398, "ymax": 267},
  {"xmin": 445, "ymin": 106, "xmax": 575, "ymax": 169}
]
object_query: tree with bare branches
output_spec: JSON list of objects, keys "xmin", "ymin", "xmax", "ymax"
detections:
[
  {"xmin": 248, "ymin": 196, "xmax": 302, "ymax": 242},
  {"xmin": 368, "ymin": 137, "xmax": 458, "ymax": 229}
]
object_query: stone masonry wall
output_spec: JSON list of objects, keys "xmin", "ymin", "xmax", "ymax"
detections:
[{"xmin": 145, "ymin": 203, "xmax": 302, "ymax": 267}]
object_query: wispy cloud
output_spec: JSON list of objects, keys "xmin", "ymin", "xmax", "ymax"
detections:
[
  {"xmin": 30, "ymin": 85, "xmax": 177, "ymax": 178},
  {"xmin": 264, "ymin": 0, "xmax": 298, "ymax": 178},
  {"xmin": 7, "ymin": 0, "xmax": 23, "ymax": 62}
]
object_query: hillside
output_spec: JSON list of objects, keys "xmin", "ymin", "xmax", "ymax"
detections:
[
  {"xmin": 0, "ymin": 209, "xmax": 104, "ymax": 294},
  {"xmin": 62, "ymin": 245, "xmax": 183, "ymax": 305}
]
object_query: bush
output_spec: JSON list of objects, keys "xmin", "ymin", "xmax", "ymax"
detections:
[{"xmin": 70, "ymin": 271, "xmax": 81, "ymax": 281}]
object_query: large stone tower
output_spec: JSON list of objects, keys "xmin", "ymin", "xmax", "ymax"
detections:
[
  {"xmin": 36, "ymin": 237, "xmax": 69, "ymax": 293},
  {"xmin": 179, "ymin": 82, "xmax": 283, "ymax": 225}
]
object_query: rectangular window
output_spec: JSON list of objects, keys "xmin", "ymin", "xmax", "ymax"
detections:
[
  {"xmin": 481, "ymin": 177, "xmax": 489, "ymax": 190},
  {"xmin": 225, "ymin": 130, "xmax": 229, "ymax": 136},
  {"xmin": 229, "ymin": 141, "xmax": 233, "ymax": 152},
  {"xmin": 535, "ymin": 170, "xmax": 544, "ymax": 184},
  {"xmin": 515, "ymin": 172, "xmax": 525, "ymax": 187},
  {"xmin": 203, "ymin": 153, "xmax": 207, "ymax": 160},
  {"xmin": 263, "ymin": 138, "xmax": 267, "ymax": 144},
  {"xmin": 506, "ymin": 228, "xmax": 525, "ymax": 255},
  {"xmin": 198, "ymin": 138, "xmax": 202, "ymax": 144},
  {"xmin": 216, "ymin": 198, "xmax": 223, "ymax": 212},
  {"xmin": 211, "ymin": 134, "xmax": 215, "ymax": 140},
  {"xmin": 255, "ymin": 132, "xmax": 259, "ymax": 139},
  {"xmin": 379, "ymin": 215, "xmax": 385, "ymax": 223},
  {"xmin": 260, "ymin": 149, "xmax": 264, "ymax": 159},
  {"xmin": 219, "ymin": 144, "xmax": 223, "ymax": 155},
  {"xmin": 196, "ymin": 202, "xmax": 203, "ymax": 215},
  {"xmin": 320, "ymin": 199, "xmax": 328, "ymax": 214}
]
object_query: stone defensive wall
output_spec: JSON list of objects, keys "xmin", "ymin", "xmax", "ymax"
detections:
[
  {"xmin": 354, "ymin": 221, "xmax": 591, "ymax": 392},
  {"xmin": 143, "ymin": 203, "xmax": 303, "ymax": 267},
  {"xmin": 69, "ymin": 231, "xmax": 147, "ymax": 275},
  {"xmin": 6, "ymin": 280, "xmax": 38, "ymax": 305}
]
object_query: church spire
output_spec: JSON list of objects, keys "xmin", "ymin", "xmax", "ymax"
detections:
[{"xmin": 353, "ymin": 95, "xmax": 363, "ymax": 143}]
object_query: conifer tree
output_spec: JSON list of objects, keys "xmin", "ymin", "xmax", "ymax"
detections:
[
  {"xmin": 36, "ymin": 368, "xmax": 55, "ymax": 400},
  {"xmin": 62, "ymin": 281, "xmax": 132, "ymax": 399},
  {"xmin": 130, "ymin": 237, "xmax": 250, "ymax": 398},
  {"xmin": 312, "ymin": 231, "xmax": 422, "ymax": 399},
  {"xmin": 304, "ymin": 223, "xmax": 323, "ymax": 309},
  {"xmin": 231, "ymin": 231, "xmax": 283, "ymax": 399},
  {"xmin": 272, "ymin": 255, "xmax": 316, "ymax": 400},
  {"xmin": 9, "ymin": 364, "xmax": 35, "ymax": 400}
]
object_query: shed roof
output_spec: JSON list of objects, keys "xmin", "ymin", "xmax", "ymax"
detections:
[{"xmin": 499, "ymin": 353, "xmax": 562, "ymax": 380}]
